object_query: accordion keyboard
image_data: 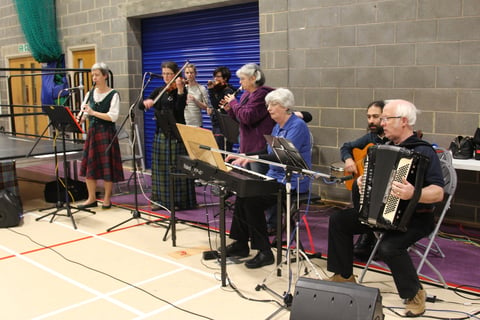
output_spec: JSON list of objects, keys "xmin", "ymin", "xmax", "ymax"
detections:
[{"xmin": 382, "ymin": 157, "xmax": 413, "ymax": 224}]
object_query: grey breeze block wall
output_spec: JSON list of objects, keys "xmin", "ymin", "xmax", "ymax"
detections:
[
  {"xmin": 0, "ymin": 0, "xmax": 479, "ymax": 226},
  {"xmin": 259, "ymin": 0, "xmax": 480, "ymax": 226}
]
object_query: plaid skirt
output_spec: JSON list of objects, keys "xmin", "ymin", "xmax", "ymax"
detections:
[
  {"xmin": 80, "ymin": 124, "xmax": 125, "ymax": 182},
  {"xmin": 151, "ymin": 133, "xmax": 197, "ymax": 210}
]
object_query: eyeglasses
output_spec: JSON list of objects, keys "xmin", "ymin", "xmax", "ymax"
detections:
[{"xmin": 380, "ymin": 116, "xmax": 402, "ymax": 122}]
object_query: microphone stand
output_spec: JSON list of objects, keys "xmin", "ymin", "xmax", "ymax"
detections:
[
  {"xmin": 107, "ymin": 62, "xmax": 189, "ymax": 232},
  {"xmin": 107, "ymin": 73, "xmax": 166, "ymax": 232}
]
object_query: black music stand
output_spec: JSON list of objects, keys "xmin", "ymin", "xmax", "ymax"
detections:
[
  {"xmin": 217, "ymin": 112, "xmax": 239, "ymax": 149},
  {"xmin": 36, "ymin": 105, "xmax": 95, "ymax": 229},
  {"xmin": 157, "ymin": 110, "xmax": 187, "ymax": 245},
  {"xmin": 257, "ymin": 135, "xmax": 321, "ymax": 317}
]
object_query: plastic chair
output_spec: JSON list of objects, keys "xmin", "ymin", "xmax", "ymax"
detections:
[{"xmin": 358, "ymin": 148, "xmax": 457, "ymax": 288}]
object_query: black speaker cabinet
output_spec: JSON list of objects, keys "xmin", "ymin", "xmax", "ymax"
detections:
[{"xmin": 290, "ymin": 277, "xmax": 384, "ymax": 320}]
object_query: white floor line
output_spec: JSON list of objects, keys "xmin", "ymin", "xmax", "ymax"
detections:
[
  {"xmin": 33, "ymin": 267, "xmax": 189, "ymax": 319},
  {"xmin": 0, "ymin": 244, "xmax": 145, "ymax": 318},
  {"xmin": 134, "ymin": 285, "xmax": 221, "ymax": 319}
]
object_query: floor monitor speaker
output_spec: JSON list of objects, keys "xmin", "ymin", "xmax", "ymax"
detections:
[{"xmin": 290, "ymin": 277, "xmax": 384, "ymax": 320}]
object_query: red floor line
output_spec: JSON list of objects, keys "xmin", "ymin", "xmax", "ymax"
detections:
[{"xmin": 0, "ymin": 219, "xmax": 149, "ymax": 261}]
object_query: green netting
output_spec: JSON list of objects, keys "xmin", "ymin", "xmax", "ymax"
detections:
[{"xmin": 14, "ymin": 0, "xmax": 62, "ymax": 62}]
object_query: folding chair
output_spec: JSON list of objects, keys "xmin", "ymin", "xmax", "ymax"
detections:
[
  {"xmin": 359, "ymin": 148, "xmax": 457, "ymax": 288},
  {"xmin": 115, "ymin": 123, "xmax": 149, "ymax": 193}
]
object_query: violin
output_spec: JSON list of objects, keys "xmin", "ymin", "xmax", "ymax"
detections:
[
  {"xmin": 152, "ymin": 61, "xmax": 189, "ymax": 105},
  {"xmin": 166, "ymin": 82, "xmax": 177, "ymax": 92},
  {"xmin": 208, "ymin": 78, "xmax": 227, "ymax": 89}
]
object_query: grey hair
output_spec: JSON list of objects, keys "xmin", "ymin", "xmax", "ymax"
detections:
[
  {"xmin": 91, "ymin": 62, "xmax": 110, "ymax": 77},
  {"xmin": 265, "ymin": 88, "xmax": 295, "ymax": 112},
  {"xmin": 385, "ymin": 99, "xmax": 420, "ymax": 126},
  {"xmin": 236, "ymin": 63, "xmax": 265, "ymax": 86}
]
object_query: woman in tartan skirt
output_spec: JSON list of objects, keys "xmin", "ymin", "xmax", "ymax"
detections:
[
  {"xmin": 141, "ymin": 61, "xmax": 197, "ymax": 211},
  {"xmin": 78, "ymin": 62, "xmax": 124, "ymax": 209}
]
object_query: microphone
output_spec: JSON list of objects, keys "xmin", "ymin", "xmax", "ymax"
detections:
[
  {"xmin": 148, "ymin": 72, "xmax": 163, "ymax": 79},
  {"xmin": 199, "ymin": 145, "xmax": 211, "ymax": 150},
  {"xmin": 65, "ymin": 85, "xmax": 84, "ymax": 91}
]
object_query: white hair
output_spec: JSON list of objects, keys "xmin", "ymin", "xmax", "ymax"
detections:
[
  {"xmin": 265, "ymin": 88, "xmax": 295, "ymax": 111},
  {"xmin": 385, "ymin": 99, "xmax": 420, "ymax": 126}
]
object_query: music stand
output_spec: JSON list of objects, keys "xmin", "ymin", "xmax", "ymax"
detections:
[
  {"xmin": 217, "ymin": 112, "xmax": 239, "ymax": 147},
  {"xmin": 257, "ymin": 135, "xmax": 321, "ymax": 316},
  {"xmin": 157, "ymin": 110, "xmax": 188, "ymax": 245},
  {"xmin": 36, "ymin": 105, "xmax": 94, "ymax": 229}
]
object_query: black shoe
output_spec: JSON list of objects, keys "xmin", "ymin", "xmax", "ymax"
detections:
[
  {"xmin": 102, "ymin": 203, "xmax": 112, "ymax": 209},
  {"xmin": 78, "ymin": 201, "xmax": 98, "ymax": 209},
  {"xmin": 245, "ymin": 250, "xmax": 274, "ymax": 269},
  {"xmin": 353, "ymin": 232, "xmax": 375, "ymax": 260},
  {"xmin": 224, "ymin": 241, "xmax": 249, "ymax": 258}
]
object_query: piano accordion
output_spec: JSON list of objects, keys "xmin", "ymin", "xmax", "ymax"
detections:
[{"xmin": 359, "ymin": 145, "xmax": 429, "ymax": 231}]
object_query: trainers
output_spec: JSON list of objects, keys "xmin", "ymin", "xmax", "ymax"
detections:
[
  {"xmin": 327, "ymin": 274, "xmax": 357, "ymax": 283},
  {"xmin": 405, "ymin": 288, "xmax": 426, "ymax": 317}
]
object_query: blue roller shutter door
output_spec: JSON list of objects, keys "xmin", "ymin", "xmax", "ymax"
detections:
[{"xmin": 141, "ymin": 2, "xmax": 260, "ymax": 168}]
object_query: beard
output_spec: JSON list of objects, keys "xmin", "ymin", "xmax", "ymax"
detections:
[{"xmin": 368, "ymin": 123, "xmax": 384, "ymax": 135}]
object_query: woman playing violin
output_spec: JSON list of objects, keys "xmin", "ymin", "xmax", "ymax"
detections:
[
  {"xmin": 207, "ymin": 66, "xmax": 236, "ymax": 151},
  {"xmin": 141, "ymin": 61, "xmax": 197, "ymax": 211}
]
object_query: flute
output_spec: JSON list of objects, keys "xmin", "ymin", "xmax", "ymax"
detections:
[
  {"xmin": 77, "ymin": 82, "xmax": 96, "ymax": 120},
  {"xmin": 221, "ymin": 86, "xmax": 242, "ymax": 109}
]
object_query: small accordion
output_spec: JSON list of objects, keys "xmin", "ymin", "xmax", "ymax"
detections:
[{"xmin": 359, "ymin": 145, "xmax": 429, "ymax": 231}]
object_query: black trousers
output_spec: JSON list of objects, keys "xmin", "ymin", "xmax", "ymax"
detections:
[
  {"xmin": 327, "ymin": 208, "xmax": 434, "ymax": 299},
  {"xmin": 229, "ymin": 194, "xmax": 278, "ymax": 252}
]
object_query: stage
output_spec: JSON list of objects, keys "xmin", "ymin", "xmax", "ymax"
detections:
[{"xmin": 0, "ymin": 133, "xmax": 83, "ymax": 168}]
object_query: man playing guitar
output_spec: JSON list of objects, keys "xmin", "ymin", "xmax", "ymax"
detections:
[{"xmin": 340, "ymin": 100, "xmax": 389, "ymax": 259}]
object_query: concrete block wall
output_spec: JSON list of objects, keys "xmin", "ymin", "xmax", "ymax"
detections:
[{"xmin": 259, "ymin": 0, "xmax": 480, "ymax": 225}]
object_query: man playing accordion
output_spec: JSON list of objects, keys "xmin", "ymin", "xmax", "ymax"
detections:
[{"xmin": 326, "ymin": 99, "xmax": 444, "ymax": 317}]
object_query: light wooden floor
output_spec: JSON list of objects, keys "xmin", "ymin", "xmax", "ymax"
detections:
[{"xmin": 1, "ymin": 179, "xmax": 479, "ymax": 320}]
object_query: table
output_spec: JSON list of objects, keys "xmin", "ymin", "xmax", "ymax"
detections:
[{"xmin": 451, "ymin": 158, "xmax": 480, "ymax": 171}]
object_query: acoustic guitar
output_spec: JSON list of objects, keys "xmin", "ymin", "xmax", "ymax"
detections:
[{"xmin": 344, "ymin": 143, "xmax": 374, "ymax": 190}]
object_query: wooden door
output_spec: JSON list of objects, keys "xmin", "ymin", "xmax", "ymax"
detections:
[
  {"xmin": 8, "ymin": 56, "xmax": 48, "ymax": 136},
  {"xmin": 72, "ymin": 49, "xmax": 95, "ymax": 90}
]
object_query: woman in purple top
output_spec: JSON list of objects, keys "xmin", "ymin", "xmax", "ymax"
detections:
[{"xmin": 223, "ymin": 63, "xmax": 274, "ymax": 173}]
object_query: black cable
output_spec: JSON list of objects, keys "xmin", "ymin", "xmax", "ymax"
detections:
[
  {"xmin": 383, "ymin": 305, "xmax": 480, "ymax": 319},
  {"xmin": 226, "ymin": 275, "xmax": 284, "ymax": 307},
  {"xmin": 8, "ymin": 228, "xmax": 214, "ymax": 320},
  {"xmin": 453, "ymin": 284, "xmax": 480, "ymax": 300}
]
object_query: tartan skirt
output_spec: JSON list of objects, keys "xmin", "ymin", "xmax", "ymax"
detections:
[
  {"xmin": 80, "ymin": 124, "xmax": 125, "ymax": 182},
  {"xmin": 151, "ymin": 133, "xmax": 197, "ymax": 210}
]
